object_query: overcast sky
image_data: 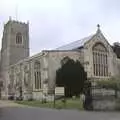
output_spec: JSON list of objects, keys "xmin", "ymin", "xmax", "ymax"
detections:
[{"xmin": 0, "ymin": 0, "xmax": 120, "ymax": 55}]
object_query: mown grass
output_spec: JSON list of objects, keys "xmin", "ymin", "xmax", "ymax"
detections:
[{"xmin": 15, "ymin": 98, "xmax": 83, "ymax": 110}]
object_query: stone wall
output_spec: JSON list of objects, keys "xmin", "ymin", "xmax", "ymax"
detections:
[
  {"xmin": 92, "ymin": 97, "xmax": 116, "ymax": 111},
  {"xmin": 91, "ymin": 85, "xmax": 118, "ymax": 111},
  {"xmin": 8, "ymin": 51, "xmax": 50, "ymax": 100},
  {"xmin": 32, "ymin": 91, "xmax": 43, "ymax": 100},
  {"xmin": 46, "ymin": 50, "xmax": 83, "ymax": 92}
]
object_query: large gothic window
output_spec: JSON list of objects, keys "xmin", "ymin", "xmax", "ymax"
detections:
[
  {"xmin": 16, "ymin": 32, "xmax": 22, "ymax": 44},
  {"xmin": 34, "ymin": 61, "xmax": 41, "ymax": 89},
  {"xmin": 92, "ymin": 43, "xmax": 108, "ymax": 77}
]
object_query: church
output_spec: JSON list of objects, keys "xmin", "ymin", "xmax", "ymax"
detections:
[{"xmin": 0, "ymin": 17, "xmax": 120, "ymax": 100}]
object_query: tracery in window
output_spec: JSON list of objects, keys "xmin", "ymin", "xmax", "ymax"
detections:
[
  {"xmin": 34, "ymin": 61, "xmax": 41, "ymax": 89},
  {"xmin": 93, "ymin": 43, "xmax": 108, "ymax": 76}
]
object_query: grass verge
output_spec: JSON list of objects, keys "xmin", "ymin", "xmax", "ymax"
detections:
[{"xmin": 15, "ymin": 98, "xmax": 83, "ymax": 110}]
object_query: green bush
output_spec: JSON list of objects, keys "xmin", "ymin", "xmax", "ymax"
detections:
[
  {"xmin": 95, "ymin": 77, "xmax": 120, "ymax": 90},
  {"xmin": 115, "ymin": 99, "xmax": 120, "ymax": 110}
]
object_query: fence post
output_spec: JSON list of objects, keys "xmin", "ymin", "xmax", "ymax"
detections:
[{"xmin": 53, "ymin": 88, "xmax": 55, "ymax": 108}]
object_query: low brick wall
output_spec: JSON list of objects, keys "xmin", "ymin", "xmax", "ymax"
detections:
[
  {"xmin": 92, "ymin": 97, "xmax": 116, "ymax": 111},
  {"xmin": 91, "ymin": 88, "xmax": 120, "ymax": 111},
  {"xmin": 90, "ymin": 83, "xmax": 120, "ymax": 111}
]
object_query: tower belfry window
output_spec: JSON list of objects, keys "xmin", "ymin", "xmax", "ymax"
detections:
[{"xmin": 16, "ymin": 32, "xmax": 22, "ymax": 44}]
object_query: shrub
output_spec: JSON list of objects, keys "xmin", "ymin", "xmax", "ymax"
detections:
[
  {"xmin": 95, "ymin": 77, "xmax": 120, "ymax": 91},
  {"xmin": 115, "ymin": 99, "xmax": 120, "ymax": 111}
]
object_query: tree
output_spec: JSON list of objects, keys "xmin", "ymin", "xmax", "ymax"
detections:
[
  {"xmin": 56, "ymin": 57, "xmax": 87, "ymax": 97},
  {"xmin": 0, "ymin": 81, "xmax": 3, "ymax": 99}
]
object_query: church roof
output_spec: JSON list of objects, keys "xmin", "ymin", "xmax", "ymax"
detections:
[
  {"xmin": 56, "ymin": 24, "xmax": 103, "ymax": 50},
  {"xmin": 56, "ymin": 34, "xmax": 94, "ymax": 50}
]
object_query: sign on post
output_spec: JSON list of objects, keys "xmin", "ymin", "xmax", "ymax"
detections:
[{"xmin": 55, "ymin": 87, "xmax": 64, "ymax": 96}]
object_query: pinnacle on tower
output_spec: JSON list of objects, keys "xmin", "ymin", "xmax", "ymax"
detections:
[{"xmin": 9, "ymin": 16, "xmax": 12, "ymax": 21}]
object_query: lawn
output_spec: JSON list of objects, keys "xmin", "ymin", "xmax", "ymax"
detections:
[{"xmin": 15, "ymin": 98, "xmax": 83, "ymax": 110}]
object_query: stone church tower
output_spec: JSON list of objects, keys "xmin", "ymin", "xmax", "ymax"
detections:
[{"xmin": 0, "ymin": 17, "xmax": 29, "ymax": 98}]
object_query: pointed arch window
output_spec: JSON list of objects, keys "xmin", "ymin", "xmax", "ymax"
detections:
[
  {"xmin": 34, "ymin": 61, "xmax": 41, "ymax": 89},
  {"xmin": 92, "ymin": 43, "xmax": 108, "ymax": 77},
  {"xmin": 16, "ymin": 32, "xmax": 22, "ymax": 44}
]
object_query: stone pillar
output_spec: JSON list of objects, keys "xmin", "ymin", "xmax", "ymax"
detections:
[
  {"xmin": 23, "ymin": 62, "xmax": 33, "ymax": 100},
  {"xmin": 3, "ymin": 71, "xmax": 9, "ymax": 99}
]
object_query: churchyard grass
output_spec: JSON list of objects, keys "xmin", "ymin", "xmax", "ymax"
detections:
[{"xmin": 15, "ymin": 98, "xmax": 83, "ymax": 110}]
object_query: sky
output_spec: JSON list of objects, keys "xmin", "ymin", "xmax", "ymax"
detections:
[{"xmin": 0, "ymin": 0, "xmax": 120, "ymax": 55}]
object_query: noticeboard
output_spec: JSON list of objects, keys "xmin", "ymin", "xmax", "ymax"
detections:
[{"xmin": 55, "ymin": 87, "xmax": 64, "ymax": 96}]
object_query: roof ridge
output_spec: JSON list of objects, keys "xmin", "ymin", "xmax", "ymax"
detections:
[{"xmin": 56, "ymin": 34, "xmax": 95, "ymax": 50}]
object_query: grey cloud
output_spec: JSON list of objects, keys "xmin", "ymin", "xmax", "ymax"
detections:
[{"xmin": 0, "ymin": 0, "xmax": 120, "ymax": 55}]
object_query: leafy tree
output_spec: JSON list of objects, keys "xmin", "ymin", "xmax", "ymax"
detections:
[
  {"xmin": 0, "ymin": 81, "xmax": 3, "ymax": 99},
  {"xmin": 56, "ymin": 57, "xmax": 87, "ymax": 97}
]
